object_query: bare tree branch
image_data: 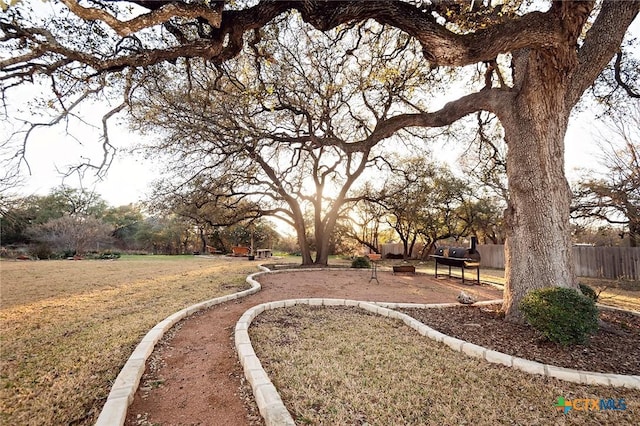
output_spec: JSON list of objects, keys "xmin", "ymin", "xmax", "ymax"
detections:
[
  {"xmin": 614, "ymin": 50, "xmax": 640, "ymax": 99},
  {"xmin": 569, "ymin": 0, "xmax": 640, "ymax": 106},
  {"xmin": 59, "ymin": 0, "xmax": 223, "ymax": 37}
]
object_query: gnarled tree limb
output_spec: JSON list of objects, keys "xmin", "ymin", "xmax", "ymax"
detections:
[
  {"xmin": 59, "ymin": 0, "xmax": 223, "ymax": 36},
  {"xmin": 569, "ymin": 0, "xmax": 640, "ymax": 106}
]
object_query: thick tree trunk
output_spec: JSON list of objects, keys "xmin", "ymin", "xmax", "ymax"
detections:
[
  {"xmin": 315, "ymin": 240, "xmax": 330, "ymax": 266},
  {"xmin": 199, "ymin": 227, "xmax": 206, "ymax": 253},
  {"xmin": 313, "ymin": 225, "xmax": 329, "ymax": 266},
  {"xmin": 408, "ymin": 234, "xmax": 418, "ymax": 260},
  {"xmin": 502, "ymin": 123, "xmax": 577, "ymax": 320},
  {"xmin": 295, "ymin": 224, "xmax": 314, "ymax": 265},
  {"xmin": 293, "ymin": 216, "xmax": 331, "ymax": 266},
  {"xmin": 500, "ymin": 50, "xmax": 579, "ymax": 321},
  {"xmin": 401, "ymin": 236, "xmax": 410, "ymax": 260},
  {"xmin": 314, "ymin": 212, "xmax": 339, "ymax": 266}
]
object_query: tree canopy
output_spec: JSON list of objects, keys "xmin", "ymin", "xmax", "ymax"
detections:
[
  {"xmin": 4, "ymin": 1, "xmax": 636, "ymax": 154},
  {"xmin": 130, "ymin": 16, "xmax": 442, "ymax": 265}
]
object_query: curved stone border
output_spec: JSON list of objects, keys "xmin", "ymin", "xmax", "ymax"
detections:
[
  {"xmin": 598, "ymin": 302, "xmax": 640, "ymax": 316},
  {"xmin": 95, "ymin": 265, "xmax": 640, "ymax": 425},
  {"xmin": 236, "ymin": 297, "xmax": 640, "ymax": 425},
  {"xmin": 376, "ymin": 301, "xmax": 640, "ymax": 388},
  {"xmin": 95, "ymin": 268, "xmax": 266, "ymax": 426}
]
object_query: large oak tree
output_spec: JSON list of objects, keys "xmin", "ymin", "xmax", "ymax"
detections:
[
  {"xmin": 129, "ymin": 17, "xmax": 434, "ymax": 265},
  {"xmin": 2, "ymin": 0, "xmax": 638, "ymax": 319}
]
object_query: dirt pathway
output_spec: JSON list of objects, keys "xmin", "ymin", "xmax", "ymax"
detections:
[{"xmin": 124, "ymin": 269, "xmax": 502, "ymax": 425}]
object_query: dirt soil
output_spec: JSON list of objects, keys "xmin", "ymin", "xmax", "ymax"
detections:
[
  {"xmin": 124, "ymin": 268, "xmax": 637, "ymax": 426},
  {"xmin": 400, "ymin": 305, "xmax": 640, "ymax": 376}
]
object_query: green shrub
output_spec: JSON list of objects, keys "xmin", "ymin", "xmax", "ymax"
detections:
[
  {"xmin": 520, "ymin": 287, "xmax": 599, "ymax": 346},
  {"xmin": 579, "ymin": 283, "xmax": 599, "ymax": 302},
  {"xmin": 351, "ymin": 256, "xmax": 371, "ymax": 269},
  {"xmin": 29, "ymin": 244, "xmax": 52, "ymax": 260},
  {"xmin": 86, "ymin": 251, "xmax": 121, "ymax": 260},
  {"xmin": 93, "ymin": 251, "xmax": 121, "ymax": 260}
]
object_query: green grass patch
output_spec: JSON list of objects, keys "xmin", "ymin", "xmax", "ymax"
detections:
[{"xmin": 0, "ymin": 256, "xmax": 256, "ymax": 425}]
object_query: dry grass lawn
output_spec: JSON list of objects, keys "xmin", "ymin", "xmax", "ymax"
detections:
[
  {"xmin": 250, "ymin": 305, "xmax": 640, "ymax": 426},
  {"xmin": 0, "ymin": 255, "xmax": 256, "ymax": 426},
  {"xmin": 2, "ymin": 255, "xmax": 636, "ymax": 425}
]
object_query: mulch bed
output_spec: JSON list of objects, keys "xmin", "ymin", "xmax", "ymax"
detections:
[{"xmin": 400, "ymin": 305, "xmax": 640, "ymax": 375}]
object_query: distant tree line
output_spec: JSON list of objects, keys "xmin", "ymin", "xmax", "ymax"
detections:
[
  {"xmin": 3, "ymin": 122, "xmax": 636, "ymax": 260},
  {"xmin": 0, "ymin": 186, "xmax": 280, "ymax": 258}
]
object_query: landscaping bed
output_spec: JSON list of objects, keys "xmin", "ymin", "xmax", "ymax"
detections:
[{"xmin": 400, "ymin": 305, "xmax": 640, "ymax": 375}]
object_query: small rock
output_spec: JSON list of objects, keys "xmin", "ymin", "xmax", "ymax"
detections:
[{"xmin": 457, "ymin": 291, "xmax": 476, "ymax": 305}]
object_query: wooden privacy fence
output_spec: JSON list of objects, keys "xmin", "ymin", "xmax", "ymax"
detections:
[
  {"xmin": 573, "ymin": 246, "xmax": 640, "ymax": 280},
  {"xmin": 477, "ymin": 244, "xmax": 640, "ymax": 280},
  {"xmin": 380, "ymin": 243, "xmax": 424, "ymax": 258},
  {"xmin": 476, "ymin": 244, "xmax": 505, "ymax": 270}
]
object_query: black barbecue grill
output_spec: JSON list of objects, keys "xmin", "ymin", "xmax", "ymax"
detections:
[{"xmin": 430, "ymin": 238, "xmax": 481, "ymax": 284}]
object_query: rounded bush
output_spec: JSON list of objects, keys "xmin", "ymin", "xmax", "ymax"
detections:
[
  {"xmin": 579, "ymin": 283, "xmax": 599, "ymax": 303},
  {"xmin": 351, "ymin": 256, "xmax": 371, "ymax": 269},
  {"xmin": 520, "ymin": 287, "xmax": 599, "ymax": 346}
]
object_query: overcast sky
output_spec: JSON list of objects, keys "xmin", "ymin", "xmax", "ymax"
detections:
[
  {"xmin": 4, "ymin": 106, "xmax": 605, "ymax": 208},
  {"xmin": 11, "ymin": 122, "xmax": 154, "ymax": 206}
]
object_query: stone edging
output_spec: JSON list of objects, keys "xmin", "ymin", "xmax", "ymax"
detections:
[
  {"xmin": 95, "ymin": 265, "xmax": 640, "ymax": 426},
  {"xmin": 94, "ymin": 268, "xmax": 266, "ymax": 426},
  {"xmin": 597, "ymin": 302, "xmax": 640, "ymax": 316},
  {"xmin": 236, "ymin": 296, "xmax": 640, "ymax": 426}
]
